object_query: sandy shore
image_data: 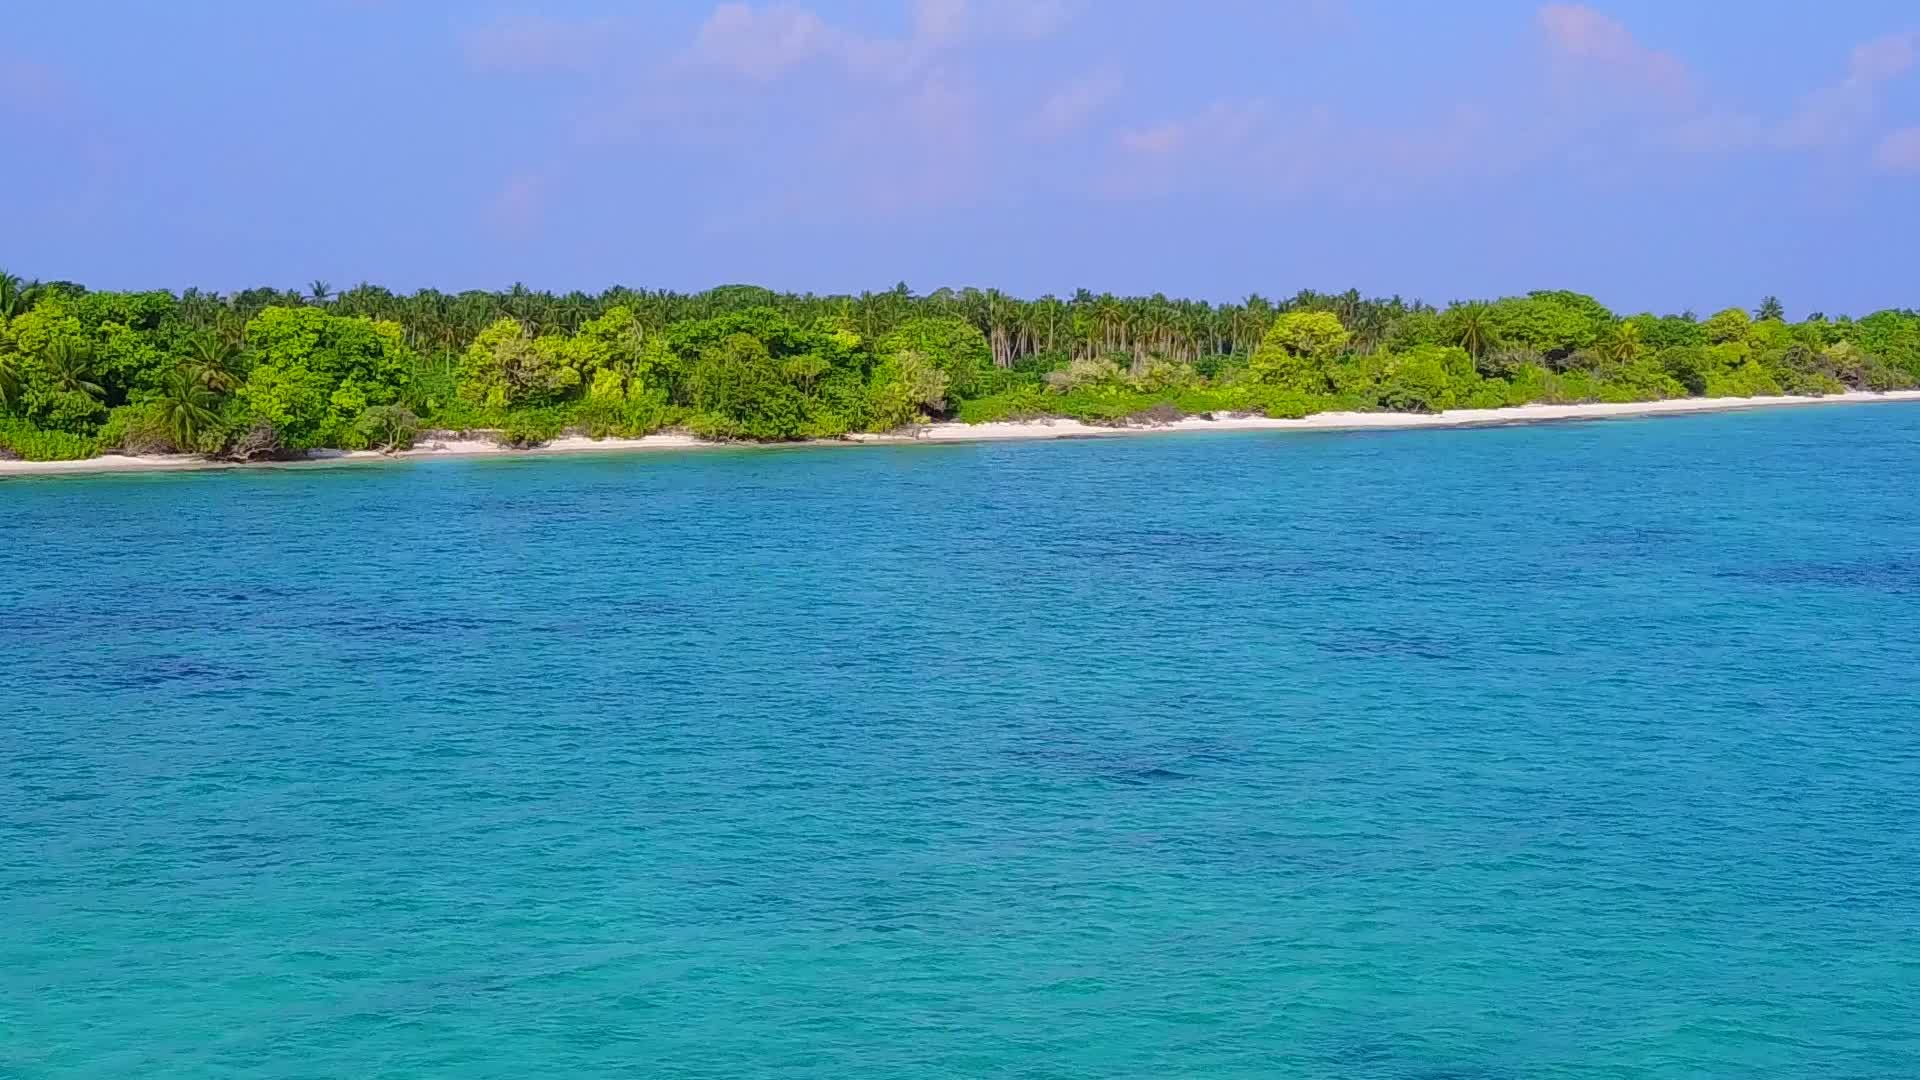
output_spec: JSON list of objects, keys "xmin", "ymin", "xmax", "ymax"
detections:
[{"xmin": 5, "ymin": 391, "xmax": 1919, "ymax": 478}]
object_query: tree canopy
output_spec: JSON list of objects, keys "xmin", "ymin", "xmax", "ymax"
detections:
[{"xmin": 0, "ymin": 270, "xmax": 1913, "ymax": 461}]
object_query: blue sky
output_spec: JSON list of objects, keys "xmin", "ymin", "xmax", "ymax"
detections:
[{"xmin": 5, "ymin": 0, "xmax": 1919, "ymax": 315}]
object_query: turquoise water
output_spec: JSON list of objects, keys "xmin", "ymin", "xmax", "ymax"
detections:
[{"xmin": 4, "ymin": 405, "xmax": 1919, "ymax": 1079}]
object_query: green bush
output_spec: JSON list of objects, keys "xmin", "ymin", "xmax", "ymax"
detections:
[
  {"xmin": 496, "ymin": 409, "xmax": 569, "ymax": 447},
  {"xmin": 98, "ymin": 402, "xmax": 177, "ymax": 454},
  {"xmin": 354, "ymin": 405, "xmax": 423, "ymax": 451},
  {"xmin": 1259, "ymin": 390, "xmax": 1320, "ymax": 419},
  {"xmin": 573, "ymin": 391, "xmax": 673, "ymax": 438},
  {"xmin": 955, "ymin": 387, "xmax": 1057, "ymax": 424},
  {"xmin": 1704, "ymin": 363, "xmax": 1783, "ymax": 398},
  {"xmin": 0, "ymin": 419, "xmax": 102, "ymax": 461}
]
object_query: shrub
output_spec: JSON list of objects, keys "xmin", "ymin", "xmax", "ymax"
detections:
[
  {"xmin": 1125, "ymin": 358, "xmax": 1197, "ymax": 392},
  {"xmin": 955, "ymin": 387, "xmax": 1054, "ymax": 424},
  {"xmin": 574, "ymin": 391, "xmax": 673, "ymax": 438},
  {"xmin": 1594, "ymin": 358, "xmax": 1687, "ymax": 403},
  {"xmin": 354, "ymin": 405, "xmax": 423, "ymax": 452},
  {"xmin": 98, "ymin": 402, "xmax": 178, "ymax": 455},
  {"xmin": 1378, "ymin": 356, "xmax": 1455, "ymax": 413},
  {"xmin": 1042, "ymin": 357, "xmax": 1122, "ymax": 392},
  {"xmin": 1261, "ymin": 390, "xmax": 1319, "ymax": 419},
  {"xmin": 1126, "ymin": 402, "xmax": 1184, "ymax": 425},
  {"xmin": 225, "ymin": 422, "xmax": 285, "ymax": 462},
  {"xmin": 0, "ymin": 419, "xmax": 101, "ymax": 461},
  {"xmin": 868, "ymin": 349, "xmax": 950, "ymax": 430},
  {"xmin": 496, "ymin": 410, "xmax": 567, "ymax": 447},
  {"xmin": 1248, "ymin": 311, "xmax": 1348, "ymax": 391},
  {"xmin": 1703, "ymin": 363, "xmax": 1783, "ymax": 398}
]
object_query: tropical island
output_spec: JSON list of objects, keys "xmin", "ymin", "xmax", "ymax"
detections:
[{"xmin": 2, "ymin": 273, "xmax": 1917, "ymax": 468}]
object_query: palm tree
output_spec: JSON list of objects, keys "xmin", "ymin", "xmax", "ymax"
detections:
[
  {"xmin": 158, "ymin": 368, "xmax": 221, "ymax": 452},
  {"xmin": 186, "ymin": 334, "xmax": 242, "ymax": 391},
  {"xmin": 1451, "ymin": 302, "xmax": 1497, "ymax": 358},
  {"xmin": 1240, "ymin": 293, "xmax": 1275, "ymax": 355},
  {"xmin": 309, "ymin": 280, "xmax": 333, "ymax": 305},
  {"xmin": 0, "ymin": 350, "xmax": 20, "ymax": 412},
  {"xmin": 1597, "ymin": 320, "xmax": 1643, "ymax": 366},
  {"xmin": 44, "ymin": 339, "xmax": 103, "ymax": 399},
  {"xmin": 1092, "ymin": 294, "xmax": 1126, "ymax": 356},
  {"xmin": 1756, "ymin": 296, "xmax": 1784, "ymax": 322},
  {"xmin": 0, "ymin": 272, "xmax": 31, "ymax": 323}
]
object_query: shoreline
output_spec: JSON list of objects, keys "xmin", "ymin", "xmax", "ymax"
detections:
[{"xmin": 5, "ymin": 390, "xmax": 1920, "ymax": 478}]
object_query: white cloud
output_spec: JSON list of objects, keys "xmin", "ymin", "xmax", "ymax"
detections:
[
  {"xmin": 1103, "ymin": 98, "xmax": 1512, "ymax": 202},
  {"xmin": 1775, "ymin": 31, "xmax": 1919, "ymax": 149},
  {"xmin": 487, "ymin": 174, "xmax": 545, "ymax": 236},
  {"xmin": 913, "ymin": 0, "xmax": 970, "ymax": 44},
  {"xmin": 683, "ymin": 0, "xmax": 1073, "ymax": 84},
  {"xmin": 687, "ymin": 4, "xmax": 910, "ymax": 81},
  {"xmin": 1535, "ymin": 6, "xmax": 1920, "ymax": 168},
  {"xmin": 1873, "ymin": 127, "xmax": 1920, "ymax": 173},
  {"xmin": 1537, "ymin": 3, "xmax": 1696, "ymax": 104},
  {"xmin": 1848, "ymin": 31, "xmax": 1919, "ymax": 82},
  {"xmin": 462, "ymin": 15, "xmax": 626, "ymax": 75},
  {"xmin": 1116, "ymin": 99, "xmax": 1266, "ymax": 158},
  {"xmin": 983, "ymin": 0, "xmax": 1076, "ymax": 41},
  {"xmin": 1028, "ymin": 70, "xmax": 1122, "ymax": 139}
]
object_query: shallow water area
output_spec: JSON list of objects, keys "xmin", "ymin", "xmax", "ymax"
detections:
[{"xmin": 4, "ymin": 404, "xmax": 1919, "ymax": 1078}]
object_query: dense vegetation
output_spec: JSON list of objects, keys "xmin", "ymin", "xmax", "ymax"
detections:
[{"xmin": 0, "ymin": 273, "xmax": 1915, "ymax": 461}]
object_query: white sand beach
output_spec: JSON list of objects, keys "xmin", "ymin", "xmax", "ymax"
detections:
[{"xmin": 5, "ymin": 390, "xmax": 1920, "ymax": 478}]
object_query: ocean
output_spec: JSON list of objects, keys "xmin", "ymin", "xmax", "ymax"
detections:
[{"xmin": 4, "ymin": 403, "xmax": 1918, "ymax": 1078}]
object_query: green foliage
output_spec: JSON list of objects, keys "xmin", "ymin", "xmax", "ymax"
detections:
[
  {"xmin": 1747, "ymin": 318, "xmax": 1794, "ymax": 352},
  {"xmin": 1249, "ymin": 311, "xmax": 1350, "ymax": 392},
  {"xmin": 861, "ymin": 315, "xmax": 990, "ymax": 429},
  {"xmin": 1704, "ymin": 361, "xmax": 1783, "ymax": 398},
  {"xmin": 876, "ymin": 316, "xmax": 990, "ymax": 401},
  {"xmin": 0, "ymin": 418, "xmax": 101, "ymax": 461},
  {"xmin": 1482, "ymin": 293, "xmax": 1606, "ymax": 361},
  {"xmin": 0, "ymin": 272, "xmax": 32, "ymax": 323},
  {"xmin": 1810, "ymin": 341, "xmax": 1910, "ymax": 391},
  {"xmin": 238, "ymin": 306, "xmax": 415, "ymax": 449},
  {"xmin": 25, "ymin": 382, "xmax": 109, "ymax": 434},
  {"xmin": 1444, "ymin": 302, "xmax": 1499, "ymax": 358},
  {"xmin": 1260, "ymin": 311, "xmax": 1350, "ymax": 362},
  {"xmin": 1377, "ymin": 346, "xmax": 1477, "ymax": 413},
  {"xmin": 185, "ymin": 334, "xmax": 244, "ymax": 392},
  {"xmin": 1, "ymin": 275, "xmax": 1913, "ymax": 463},
  {"xmin": 235, "ymin": 359, "xmax": 332, "ymax": 450},
  {"xmin": 669, "ymin": 309, "xmax": 867, "ymax": 438},
  {"xmin": 354, "ymin": 405, "xmax": 422, "ymax": 451},
  {"xmin": 1259, "ymin": 389, "xmax": 1322, "ymax": 419},
  {"xmin": 954, "ymin": 385, "xmax": 1054, "ymax": 423},
  {"xmin": 0, "ymin": 347, "xmax": 20, "ymax": 413},
  {"xmin": 157, "ymin": 368, "xmax": 224, "ymax": 452},
  {"xmin": 459, "ymin": 318, "xmax": 580, "ymax": 408},
  {"xmin": 1632, "ymin": 313, "xmax": 1706, "ymax": 350},
  {"xmin": 573, "ymin": 388, "xmax": 673, "ymax": 438},
  {"xmin": 1596, "ymin": 358, "xmax": 1686, "ymax": 402},
  {"xmin": 98, "ymin": 402, "xmax": 177, "ymax": 455},
  {"xmin": 496, "ymin": 409, "xmax": 569, "ymax": 447},
  {"xmin": 1656, "ymin": 346, "xmax": 1712, "ymax": 396},
  {"xmin": 1044, "ymin": 357, "xmax": 1123, "ymax": 392},
  {"xmin": 1704, "ymin": 307, "xmax": 1752, "ymax": 344},
  {"xmin": 1854, "ymin": 311, "xmax": 1920, "ymax": 379},
  {"xmin": 1595, "ymin": 320, "xmax": 1644, "ymax": 365},
  {"xmin": 683, "ymin": 332, "xmax": 806, "ymax": 439},
  {"xmin": 868, "ymin": 348, "xmax": 950, "ymax": 430},
  {"xmin": 43, "ymin": 339, "xmax": 104, "ymax": 399}
]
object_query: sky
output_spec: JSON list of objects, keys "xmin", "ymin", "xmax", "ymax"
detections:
[{"xmin": 5, "ymin": 0, "xmax": 1920, "ymax": 315}]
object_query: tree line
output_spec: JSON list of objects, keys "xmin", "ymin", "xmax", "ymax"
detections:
[{"xmin": 0, "ymin": 272, "xmax": 1915, "ymax": 461}]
